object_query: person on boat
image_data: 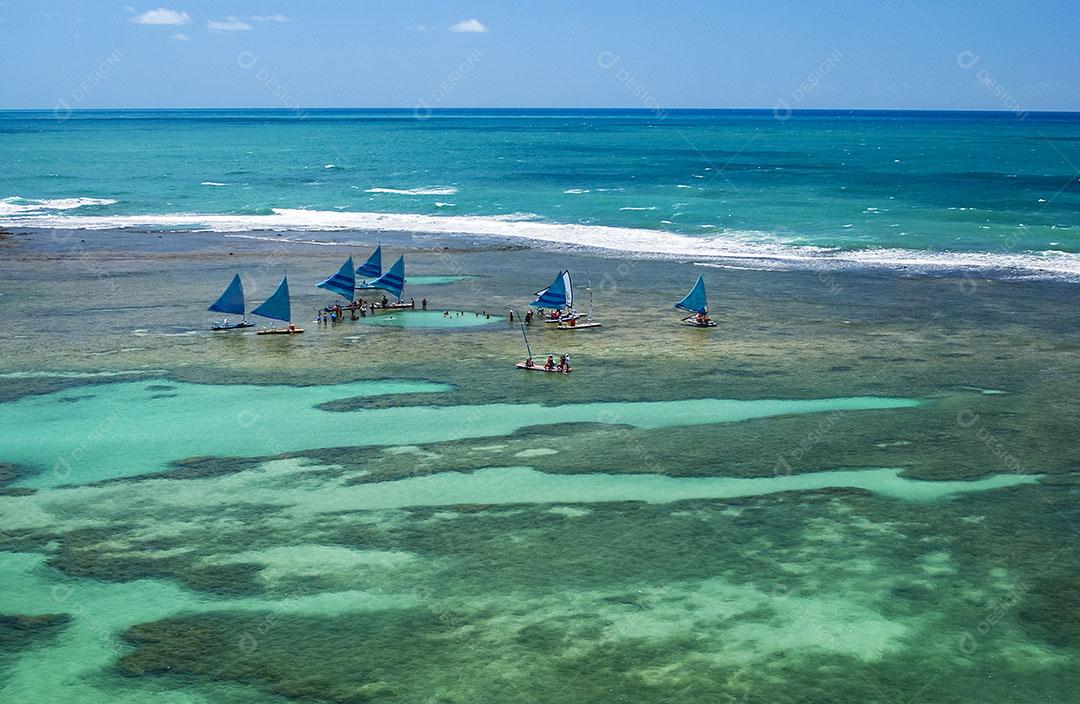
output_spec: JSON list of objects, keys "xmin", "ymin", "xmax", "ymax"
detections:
[
  {"xmin": 558, "ymin": 354, "xmax": 568, "ymax": 372},
  {"xmin": 525, "ymin": 356, "xmax": 534, "ymax": 368},
  {"xmin": 695, "ymin": 311, "xmax": 709, "ymax": 325},
  {"xmin": 287, "ymin": 323, "xmax": 296, "ymax": 332},
  {"xmin": 422, "ymin": 298, "xmax": 428, "ymax": 311},
  {"xmin": 568, "ymin": 317, "xmax": 576, "ymax": 327},
  {"xmin": 381, "ymin": 295, "xmax": 389, "ymax": 307},
  {"xmin": 545, "ymin": 355, "xmax": 556, "ymax": 370}
]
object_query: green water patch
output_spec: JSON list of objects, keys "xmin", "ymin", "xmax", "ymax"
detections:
[
  {"xmin": 357, "ymin": 310, "xmax": 505, "ymax": 328},
  {"xmin": 0, "ymin": 379, "xmax": 452, "ymax": 488},
  {"xmin": 0, "ymin": 379, "xmax": 918, "ymax": 488},
  {"xmin": 0, "ymin": 550, "xmax": 421, "ymax": 702},
  {"xmin": 197, "ymin": 466, "xmax": 1044, "ymax": 513}
]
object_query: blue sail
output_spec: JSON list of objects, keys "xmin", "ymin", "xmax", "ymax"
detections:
[
  {"xmin": 208, "ymin": 274, "xmax": 245, "ymax": 315},
  {"xmin": 368, "ymin": 255, "xmax": 405, "ymax": 299},
  {"xmin": 675, "ymin": 275, "xmax": 708, "ymax": 314},
  {"xmin": 355, "ymin": 246, "xmax": 382, "ymax": 279},
  {"xmin": 530, "ymin": 270, "xmax": 568, "ymax": 309},
  {"xmin": 252, "ymin": 276, "xmax": 292, "ymax": 322},
  {"xmin": 316, "ymin": 256, "xmax": 355, "ymax": 300}
]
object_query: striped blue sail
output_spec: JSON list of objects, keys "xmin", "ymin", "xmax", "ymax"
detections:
[
  {"xmin": 675, "ymin": 275, "xmax": 708, "ymax": 314},
  {"xmin": 355, "ymin": 246, "xmax": 382, "ymax": 279},
  {"xmin": 252, "ymin": 276, "xmax": 292, "ymax": 322},
  {"xmin": 368, "ymin": 255, "xmax": 405, "ymax": 299},
  {"xmin": 316, "ymin": 256, "xmax": 355, "ymax": 300},
  {"xmin": 208, "ymin": 273, "xmax": 245, "ymax": 315},
  {"xmin": 531, "ymin": 270, "xmax": 571, "ymax": 309}
]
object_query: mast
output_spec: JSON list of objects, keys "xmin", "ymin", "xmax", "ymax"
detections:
[{"xmin": 517, "ymin": 314, "xmax": 533, "ymax": 358}]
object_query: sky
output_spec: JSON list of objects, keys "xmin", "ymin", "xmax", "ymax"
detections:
[{"xmin": 1, "ymin": 0, "xmax": 1078, "ymax": 110}]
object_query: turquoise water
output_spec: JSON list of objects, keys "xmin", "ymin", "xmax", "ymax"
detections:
[
  {"xmin": 3, "ymin": 109, "xmax": 1080, "ymax": 275},
  {"xmin": 358, "ymin": 310, "xmax": 505, "ymax": 328},
  {"xmin": 0, "ymin": 379, "xmax": 918, "ymax": 488}
]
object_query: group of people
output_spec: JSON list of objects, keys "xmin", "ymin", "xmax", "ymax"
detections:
[
  {"xmin": 441, "ymin": 310, "xmax": 493, "ymax": 319},
  {"xmin": 317, "ymin": 300, "xmax": 365, "ymax": 324},
  {"xmin": 523, "ymin": 353, "xmax": 571, "ymax": 372},
  {"xmin": 317, "ymin": 296, "xmax": 429, "ymax": 324}
]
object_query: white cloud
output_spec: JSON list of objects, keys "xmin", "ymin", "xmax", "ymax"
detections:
[
  {"xmin": 173, "ymin": 32, "xmax": 189, "ymax": 40},
  {"xmin": 130, "ymin": 7, "xmax": 190, "ymax": 25},
  {"xmin": 207, "ymin": 15, "xmax": 252, "ymax": 31},
  {"xmin": 248, "ymin": 14, "xmax": 290, "ymax": 23},
  {"xmin": 449, "ymin": 18, "xmax": 487, "ymax": 33}
]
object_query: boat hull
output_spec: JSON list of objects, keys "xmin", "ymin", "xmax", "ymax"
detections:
[
  {"xmin": 543, "ymin": 313, "xmax": 578, "ymax": 324},
  {"xmin": 210, "ymin": 321, "xmax": 255, "ymax": 330},
  {"xmin": 256, "ymin": 327, "xmax": 305, "ymax": 335},
  {"xmin": 680, "ymin": 318, "xmax": 717, "ymax": 328},
  {"xmin": 516, "ymin": 362, "xmax": 571, "ymax": 373},
  {"xmin": 373, "ymin": 301, "xmax": 415, "ymax": 312},
  {"xmin": 556, "ymin": 321, "xmax": 602, "ymax": 330}
]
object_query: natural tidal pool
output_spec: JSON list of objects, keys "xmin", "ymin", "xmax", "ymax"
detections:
[{"xmin": 358, "ymin": 310, "xmax": 505, "ymax": 328}]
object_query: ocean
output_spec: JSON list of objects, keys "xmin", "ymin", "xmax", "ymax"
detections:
[
  {"xmin": 3, "ymin": 111, "xmax": 1080, "ymax": 703},
  {"xmin": 3, "ymin": 108, "xmax": 1080, "ymax": 277}
]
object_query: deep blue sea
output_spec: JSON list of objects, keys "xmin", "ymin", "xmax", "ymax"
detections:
[{"xmin": 3, "ymin": 108, "xmax": 1080, "ymax": 276}]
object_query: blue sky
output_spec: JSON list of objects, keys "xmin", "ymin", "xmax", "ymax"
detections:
[{"xmin": 2, "ymin": 0, "xmax": 1078, "ymax": 110}]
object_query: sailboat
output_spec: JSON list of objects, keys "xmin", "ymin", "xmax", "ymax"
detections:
[
  {"xmin": 316, "ymin": 256, "xmax": 356, "ymax": 301},
  {"xmin": 316, "ymin": 256, "xmax": 361, "ymax": 320},
  {"xmin": 557, "ymin": 272, "xmax": 601, "ymax": 330},
  {"xmin": 365, "ymin": 256, "xmax": 414, "ymax": 310},
  {"xmin": 531, "ymin": 270, "xmax": 578, "ymax": 324},
  {"xmin": 514, "ymin": 312, "xmax": 571, "ymax": 373},
  {"xmin": 355, "ymin": 246, "xmax": 382, "ymax": 282},
  {"xmin": 675, "ymin": 274, "xmax": 716, "ymax": 327},
  {"xmin": 253, "ymin": 276, "xmax": 304, "ymax": 335},
  {"xmin": 208, "ymin": 273, "xmax": 255, "ymax": 330}
]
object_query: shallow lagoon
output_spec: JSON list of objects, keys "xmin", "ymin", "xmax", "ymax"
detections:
[{"xmin": 1, "ymin": 230, "xmax": 1079, "ymax": 703}]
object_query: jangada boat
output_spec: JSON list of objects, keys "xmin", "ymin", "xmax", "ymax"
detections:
[
  {"xmin": 675, "ymin": 274, "xmax": 716, "ymax": 328},
  {"xmin": 252, "ymin": 276, "xmax": 304, "ymax": 335},
  {"xmin": 208, "ymin": 274, "xmax": 255, "ymax": 330},
  {"xmin": 557, "ymin": 280, "xmax": 602, "ymax": 330},
  {"xmin": 315, "ymin": 255, "xmax": 357, "ymax": 311},
  {"xmin": 513, "ymin": 314, "xmax": 571, "ymax": 373},
  {"xmin": 532, "ymin": 270, "xmax": 578, "ymax": 324},
  {"xmin": 358, "ymin": 255, "xmax": 412, "ymax": 311}
]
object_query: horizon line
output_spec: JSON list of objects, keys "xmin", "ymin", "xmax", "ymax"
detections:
[{"xmin": 2, "ymin": 106, "xmax": 1078, "ymax": 115}]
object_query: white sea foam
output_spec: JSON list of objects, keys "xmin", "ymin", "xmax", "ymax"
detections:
[
  {"xmin": 365, "ymin": 186, "xmax": 458, "ymax": 196},
  {"xmin": 5, "ymin": 207, "xmax": 1080, "ymax": 280},
  {"xmin": 200, "ymin": 181, "xmax": 227, "ymax": 187},
  {"xmin": 619, "ymin": 206, "xmax": 657, "ymax": 211},
  {"xmin": 0, "ymin": 196, "xmax": 117, "ymax": 215},
  {"xmin": 563, "ymin": 188, "xmax": 590, "ymax": 194}
]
